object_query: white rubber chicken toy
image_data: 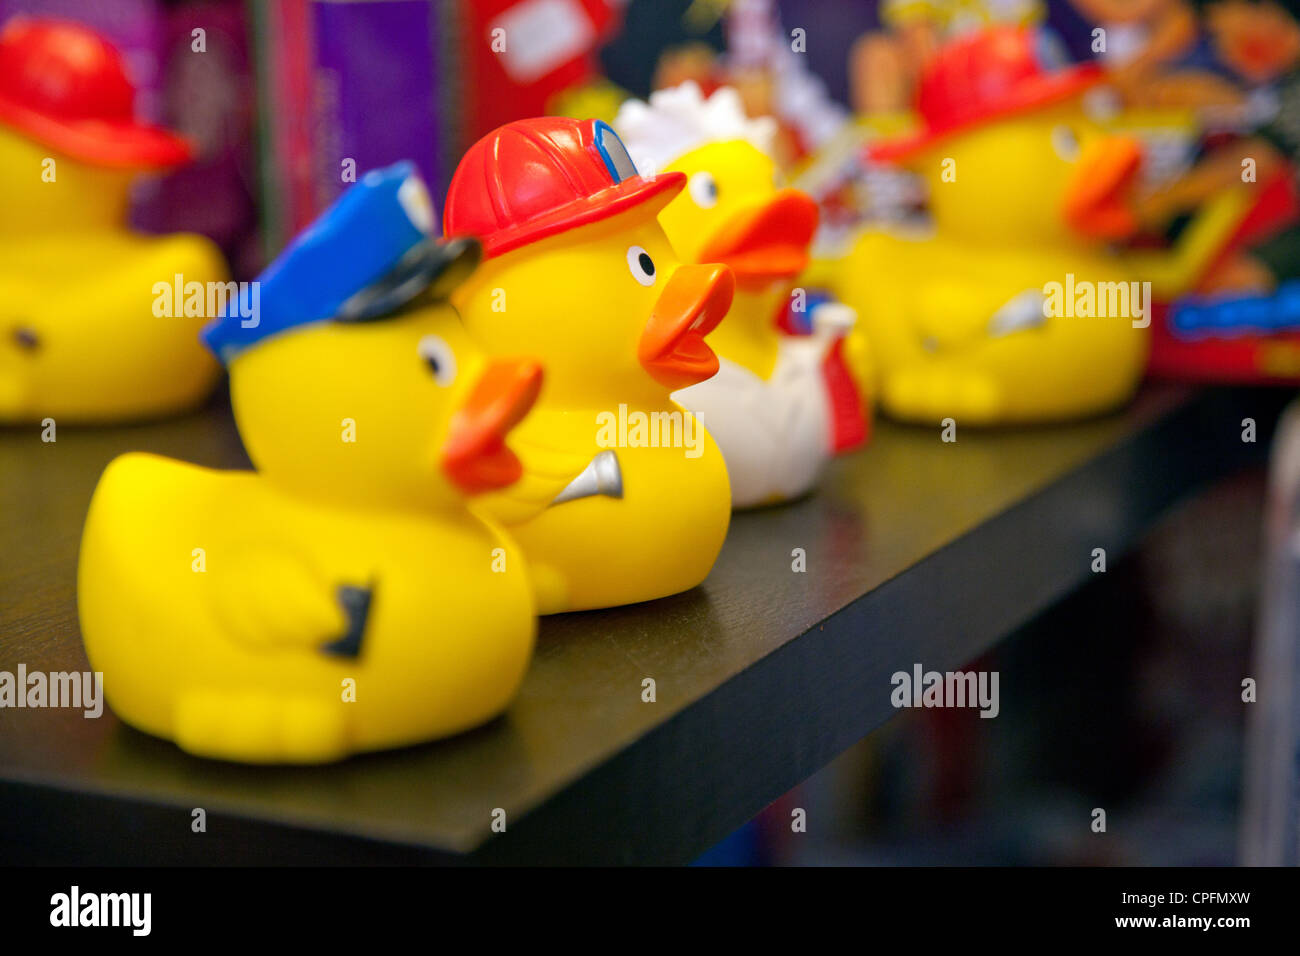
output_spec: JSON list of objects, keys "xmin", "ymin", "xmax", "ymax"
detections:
[
  {"xmin": 616, "ymin": 82, "xmax": 857, "ymax": 508},
  {"xmin": 79, "ymin": 165, "xmax": 542, "ymax": 763}
]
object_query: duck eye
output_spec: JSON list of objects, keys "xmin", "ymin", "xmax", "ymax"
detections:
[
  {"xmin": 1051, "ymin": 125, "xmax": 1081, "ymax": 162},
  {"xmin": 417, "ymin": 334, "xmax": 457, "ymax": 386},
  {"xmin": 626, "ymin": 246, "xmax": 656, "ymax": 286},
  {"xmin": 688, "ymin": 172, "xmax": 718, "ymax": 208}
]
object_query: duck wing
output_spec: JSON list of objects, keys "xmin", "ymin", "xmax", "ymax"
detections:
[
  {"xmin": 474, "ymin": 437, "xmax": 621, "ymax": 525},
  {"xmin": 208, "ymin": 548, "xmax": 358, "ymax": 653}
]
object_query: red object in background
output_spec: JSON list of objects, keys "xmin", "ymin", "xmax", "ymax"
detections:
[
  {"xmin": 443, "ymin": 116, "xmax": 682, "ymax": 258},
  {"xmin": 1148, "ymin": 172, "xmax": 1300, "ymax": 383},
  {"xmin": 869, "ymin": 26, "xmax": 1102, "ymax": 165},
  {"xmin": 0, "ymin": 16, "xmax": 191, "ymax": 168},
  {"xmin": 458, "ymin": 0, "xmax": 620, "ymax": 146},
  {"xmin": 775, "ymin": 298, "xmax": 870, "ymax": 454},
  {"xmin": 824, "ymin": 339, "xmax": 869, "ymax": 453},
  {"xmin": 271, "ymin": 0, "xmax": 317, "ymax": 239}
]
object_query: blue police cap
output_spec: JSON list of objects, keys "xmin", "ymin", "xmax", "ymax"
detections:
[{"xmin": 202, "ymin": 161, "xmax": 478, "ymax": 364}]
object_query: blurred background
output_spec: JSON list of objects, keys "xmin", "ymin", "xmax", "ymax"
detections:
[
  {"xmin": 11, "ymin": 0, "xmax": 1300, "ymax": 360},
  {"xmin": 703, "ymin": 467, "xmax": 1272, "ymax": 865}
]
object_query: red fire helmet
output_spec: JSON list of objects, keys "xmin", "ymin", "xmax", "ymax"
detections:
[
  {"xmin": 0, "ymin": 17, "xmax": 193, "ymax": 169},
  {"xmin": 443, "ymin": 117, "xmax": 685, "ymax": 259},
  {"xmin": 871, "ymin": 26, "xmax": 1103, "ymax": 164}
]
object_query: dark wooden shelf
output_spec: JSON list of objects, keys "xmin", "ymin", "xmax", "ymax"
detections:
[{"xmin": 0, "ymin": 383, "xmax": 1289, "ymax": 864}]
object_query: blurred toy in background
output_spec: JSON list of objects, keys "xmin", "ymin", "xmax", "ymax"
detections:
[
  {"xmin": 822, "ymin": 27, "xmax": 1240, "ymax": 425},
  {"xmin": 0, "ymin": 0, "xmax": 261, "ymax": 276},
  {"xmin": 604, "ymin": 0, "xmax": 848, "ymax": 167},
  {"xmin": 617, "ymin": 0, "xmax": 906, "ymax": 301},
  {"xmin": 654, "ymin": 41, "xmax": 724, "ymax": 92},
  {"xmin": 1198, "ymin": 0, "xmax": 1300, "ymax": 287},
  {"xmin": 455, "ymin": 0, "xmax": 623, "ymax": 143},
  {"xmin": 850, "ymin": 0, "xmax": 1049, "ymax": 115},
  {"xmin": 80, "ymin": 165, "xmax": 542, "ymax": 764},
  {"xmin": 1139, "ymin": 0, "xmax": 1300, "ymax": 380},
  {"xmin": 1064, "ymin": 0, "xmax": 1293, "ymax": 118},
  {"xmin": 0, "ymin": 17, "xmax": 225, "ymax": 423},
  {"xmin": 1047, "ymin": 4, "xmax": 1204, "ymax": 186},
  {"xmin": 599, "ymin": 0, "xmax": 726, "ymax": 98},
  {"xmin": 1062, "ymin": 0, "xmax": 1239, "ymax": 109},
  {"xmin": 616, "ymin": 82, "xmax": 866, "ymax": 508},
  {"xmin": 786, "ymin": 117, "xmax": 928, "ymax": 246},
  {"xmin": 850, "ymin": 0, "xmax": 943, "ymax": 117},
  {"xmin": 723, "ymin": 0, "xmax": 849, "ymax": 165},
  {"xmin": 1069, "ymin": 0, "xmax": 1196, "ymax": 75},
  {"xmin": 445, "ymin": 117, "xmax": 734, "ymax": 612},
  {"xmin": 1203, "ymin": 0, "xmax": 1300, "ymax": 89},
  {"xmin": 795, "ymin": 2, "xmax": 1058, "ymax": 249}
]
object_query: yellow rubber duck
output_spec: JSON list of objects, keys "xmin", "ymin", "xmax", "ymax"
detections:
[
  {"xmin": 616, "ymin": 81, "xmax": 865, "ymax": 508},
  {"xmin": 79, "ymin": 165, "xmax": 543, "ymax": 764},
  {"xmin": 444, "ymin": 117, "xmax": 735, "ymax": 614},
  {"xmin": 822, "ymin": 26, "xmax": 1247, "ymax": 424},
  {"xmin": 0, "ymin": 18, "xmax": 225, "ymax": 423}
]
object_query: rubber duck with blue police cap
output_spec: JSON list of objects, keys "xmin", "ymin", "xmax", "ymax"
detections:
[{"xmin": 78, "ymin": 162, "xmax": 545, "ymax": 764}]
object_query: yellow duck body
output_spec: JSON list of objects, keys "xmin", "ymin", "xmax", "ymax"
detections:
[
  {"xmin": 79, "ymin": 232, "xmax": 542, "ymax": 763},
  {"xmin": 0, "ymin": 128, "xmax": 224, "ymax": 422},
  {"xmin": 840, "ymin": 227, "xmax": 1147, "ymax": 424},
  {"xmin": 830, "ymin": 103, "xmax": 1154, "ymax": 424},
  {"xmin": 79, "ymin": 454, "xmax": 533, "ymax": 762},
  {"xmin": 453, "ymin": 206, "xmax": 734, "ymax": 614}
]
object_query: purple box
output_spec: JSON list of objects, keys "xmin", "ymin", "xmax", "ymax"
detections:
[{"xmin": 309, "ymin": 0, "xmax": 441, "ymax": 213}]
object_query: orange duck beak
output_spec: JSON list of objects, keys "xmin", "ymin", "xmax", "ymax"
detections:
[
  {"xmin": 638, "ymin": 263, "xmax": 735, "ymax": 390},
  {"xmin": 1063, "ymin": 136, "xmax": 1143, "ymax": 241},
  {"xmin": 442, "ymin": 357, "xmax": 543, "ymax": 494},
  {"xmin": 697, "ymin": 189, "xmax": 820, "ymax": 286}
]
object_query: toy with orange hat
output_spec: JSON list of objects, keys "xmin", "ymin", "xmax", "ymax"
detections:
[
  {"xmin": 817, "ymin": 25, "xmax": 1247, "ymax": 425},
  {"xmin": 444, "ymin": 117, "xmax": 734, "ymax": 613},
  {"xmin": 0, "ymin": 17, "xmax": 226, "ymax": 423},
  {"xmin": 615, "ymin": 81, "xmax": 867, "ymax": 509}
]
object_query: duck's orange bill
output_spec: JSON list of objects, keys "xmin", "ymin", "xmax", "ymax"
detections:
[
  {"xmin": 638, "ymin": 263, "xmax": 735, "ymax": 390},
  {"xmin": 1063, "ymin": 136, "xmax": 1143, "ymax": 241},
  {"xmin": 442, "ymin": 357, "xmax": 543, "ymax": 494},
  {"xmin": 697, "ymin": 189, "xmax": 819, "ymax": 285}
]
